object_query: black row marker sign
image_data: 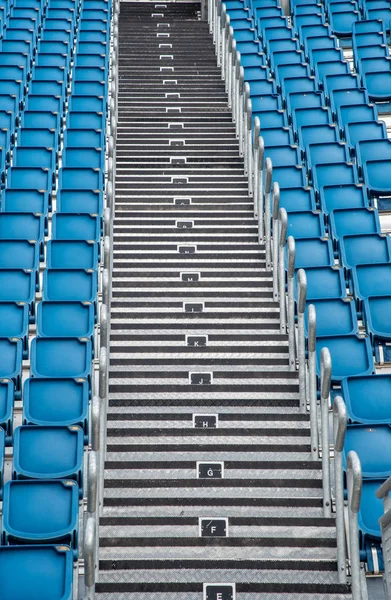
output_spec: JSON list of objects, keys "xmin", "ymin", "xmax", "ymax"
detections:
[
  {"xmin": 204, "ymin": 583, "xmax": 235, "ymax": 600},
  {"xmin": 186, "ymin": 334, "xmax": 207, "ymax": 346},
  {"xmin": 181, "ymin": 272, "xmax": 200, "ymax": 282},
  {"xmin": 197, "ymin": 461, "xmax": 224, "ymax": 479},
  {"xmin": 193, "ymin": 414, "xmax": 218, "ymax": 428},
  {"xmin": 189, "ymin": 372, "xmax": 212, "ymax": 385},
  {"xmin": 199, "ymin": 518, "xmax": 228, "ymax": 537}
]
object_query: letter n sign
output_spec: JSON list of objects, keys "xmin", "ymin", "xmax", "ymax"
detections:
[{"xmin": 204, "ymin": 583, "xmax": 235, "ymax": 600}]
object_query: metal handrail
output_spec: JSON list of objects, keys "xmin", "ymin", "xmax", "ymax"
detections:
[
  {"xmin": 347, "ymin": 451, "xmax": 363, "ymax": 600},
  {"xmin": 287, "ymin": 235, "xmax": 296, "ymax": 369},
  {"xmin": 320, "ymin": 347, "xmax": 332, "ymax": 518},
  {"xmin": 272, "ymin": 182, "xmax": 280, "ymax": 301},
  {"xmin": 278, "ymin": 208, "xmax": 287, "ymax": 334},
  {"xmin": 307, "ymin": 304, "xmax": 317, "ymax": 460},
  {"xmin": 333, "ymin": 396, "xmax": 348, "ymax": 583},
  {"xmin": 297, "ymin": 269, "xmax": 306, "ymax": 413}
]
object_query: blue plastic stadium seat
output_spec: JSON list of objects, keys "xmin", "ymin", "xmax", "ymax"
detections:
[
  {"xmin": 306, "ymin": 142, "xmax": 350, "ymax": 183},
  {"xmin": 353, "ymin": 19, "xmax": 384, "ymax": 34},
  {"xmin": 0, "ymin": 269, "xmax": 35, "ymax": 321},
  {"xmin": 304, "ymin": 33, "xmax": 338, "ymax": 58},
  {"xmin": 261, "ymin": 125, "xmax": 293, "ymax": 148},
  {"xmin": 64, "ymin": 128, "xmax": 105, "ymax": 149},
  {"xmin": 16, "ymin": 128, "xmax": 59, "ymax": 149},
  {"xmin": 13, "ymin": 147, "xmax": 57, "ymax": 176},
  {"xmin": 52, "ymin": 213, "xmax": 100, "ymax": 244},
  {"xmin": 30, "ymin": 337, "xmax": 92, "ymax": 383},
  {"xmin": 316, "ymin": 334, "xmax": 374, "ymax": 380},
  {"xmin": 62, "ymin": 147, "xmax": 104, "ymax": 170},
  {"xmin": 345, "ymin": 120, "xmax": 387, "ymax": 148},
  {"xmin": 25, "ymin": 95, "xmax": 64, "ymax": 114},
  {"xmin": 2, "ymin": 479, "xmax": 79, "ymax": 554},
  {"xmin": 263, "ymin": 144, "xmax": 301, "ymax": 167},
  {"xmin": 363, "ymin": 70, "xmax": 391, "ymax": 101},
  {"xmin": 304, "ymin": 297, "xmax": 358, "ymax": 336},
  {"xmin": 282, "ymin": 76, "xmax": 317, "ymax": 99},
  {"xmin": 366, "ymin": 8, "xmax": 391, "ymax": 30},
  {"xmin": 329, "ymin": 207, "xmax": 380, "ymax": 241},
  {"xmin": 343, "ymin": 424, "xmax": 391, "ymax": 478},
  {"xmin": 275, "ymin": 63, "xmax": 311, "ymax": 90},
  {"xmin": 363, "ymin": 296, "xmax": 391, "ymax": 342},
  {"xmin": 20, "ymin": 110, "xmax": 62, "ymax": 131},
  {"xmin": 355, "ymin": 44, "xmax": 389, "ymax": 67},
  {"xmin": 329, "ymin": 9, "xmax": 361, "ymax": 37},
  {"xmin": 0, "ymin": 212, "xmax": 45, "ymax": 259},
  {"xmin": 240, "ymin": 53, "xmax": 267, "ymax": 69},
  {"xmin": 252, "ymin": 109, "xmax": 288, "ymax": 129},
  {"xmin": 363, "ymin": 159, "xmax": 391, "ymax": 196},
  {"xmin": 13, "ymin": 425, "xmax": 84, "ymax": 494},
  {"xmin": 292, "ymin": 106, "xmax": 333, "ymax": 134},
  {"xmin": 68, "ymin": 95, "xmax": 106, "ymax": 113},
  {"xmin": 356, "ymin": 139, "xmax": 391, "ymax": 177},
  {"xmin": 271, "ymin": 164, "xmax": 306, "ymax": 188},
  {"xmin": 248, "ymin": 80, "xmax": 275, "ymax": 97},
  {"xmin": 337, "ymin": 104, "xmax": 379, "ymax": 137},
  {"xmin": 324, "ymin": 73, "xmax": 360, "ymax": 100},
  {"xmin": 286, "ymin": 90, "xmax": 325, "ymax": 115},
  {"xmin": 352, "ymin": 263, "xmax": 391, "ymax": 299},
  {"xmin": 0, "ymin": 302, "xmax": 29, "ymax": 358},
  {"xmin": 41, "ymin": 29, "xmax": 73, "ymax": 44},
  {"xmin": 29, "ymin": 80, "xmax": 66, "ymax": 99},
  {"xmin": 266, "ymin": 37, "xmax": 299, "ymax": 57},
  {"xmin": 288, "ymin": 237, "xmax": 334, "ymax": 269},
  {"xmin": 298, "ymin": 123, "xmax": 340, "ymax": 149},
  {"xmin": 0, "ymin": 337, "xmax": 22, "ymax": 396},
  {"xmin": 0, "ymin": 544, "xmax": 73, "ymax": 600},
  {"xmin": 37, "ymin": 301, "xmax": 95, "ymax": 341},
  {"xmin": 56, "ymin": 189, "xmax": 103, "ymax": 215},
  {"xmin": 313, "ymin": 162, "xmax": 358, "ymax": 192},
  {"xmin": 329, "ymin": 87, "xmax": 370, "ymax": 119},
  {"xmin": 340, "ymin": 233, "xmax": 391, "ymax": 269},
  {"xmin": 6, "ymin": 167, "xmax": 53, "ymax": 194},
  {"xmin": 341, "ymin": 373, "xmax": 391, "ymax": 424},
  {"xmin": 320, "ymin": 183, "xmax": 369, "ymax": 214},
  {"xmin": 270, "ymin": 49, "xmax": 305, "ymax": 73},
  {"xmin": 23, "ymin": 377, "xmax": 89, "ymax": 435},
  {"xmin": 287, "ymin": 210, "xmax": 325, "ymax": 239},
  {"xmin": 46, "ymin": 239, "xmax": 98, "ymax": 270},
  {"xmin": 58, "ymin": 167, "xmax": 103, "ymax": 190},
  {"xmin": 315, "ymin": 60, "xmax": 351, "ymax": 86},
  {"xmin": 0, "ymin": 240, "xmax": 39, "ymax": 287},
  {"xmin": 251, "ymin": 94, "xmax": 282, "ymax": 112},
  {"xmin": 279, "ymin": 186, "xmax": 317, "ymax": 212},
  {"xmin": 0, "ymin": 379, "xmax": 13, "ymax": 443},
  {"xmin": 1, "ymin": 190, "xmax": 49, "ymax": 231},
  {"xmin": 310, "ymin": 47, "xmax": 344, "ymax": 67},
  {"xmin": 42, "ymin": 268, "xmax": 98, "ymax": 303}
]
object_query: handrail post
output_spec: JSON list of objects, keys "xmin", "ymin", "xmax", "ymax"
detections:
[
  {"xmin": 297, "ymin": 269, "xmax": 307, "ymax": 413},
  {"xmin": 220, "ymin": 5, "xmax": 226, "ymax": 77},
  {"xmin": 264, "ymin": 157, "xmax": 272, "ymax": 269},
  {"xmin": 333, "ymin": 396, "xmax": 348, "ymax": 584},
  {"xmin": 272, "ymin": 182, "xmax": 280, "ymax": 299},
  {"xmin": 308, "ymin": 304, "xmax": 318, "ymax": 460},
  {"xmin": 278, "ymin": 208, "xmax": 287, "ymax": 334},
  {"xmin": 238, "ymin": 66, "xmax": 244, "ymax": 154},
  {"xmin": 231, "ymin": 39, "xmax": 237, "ymax": 122},
  {"xmin": 347, "ymin": 451, "xmax": 363, "ymax": 600},
  {"xmin": 227, "ymin": 26, "xmax": 234, "ymax": 105},
  {"xmin": 287, "ymin": 235, "xmax": 296, "ymax": 369},
  {"xmin": 216, "ymin": 0, "xmax": 222, "ymax": 64},
  {"xmin": 253, "ymin": 118, "xmax": 260, "ymax": 216},
  {"xmin": 320, "ymin": 347, "xmax": 332, "ymax": 517},
  {"xmin": 224, "ymin": 17, "xmax": 230, "ymax": 85},
  {"xmin": 243, "ymin": 82, "xmax": 250, "ymax": 174},
  {"xmin": 246, "ymin": 99, "xmax": 253, "ymax": 196},
  {"xmin": 84, "ymin": 516, "xmax": 97, "ymax": 600},
  {"xmin": 257, "ymin": 137, "xmax": 264, "ymax": 241},
  {"xmin": 234, "ymin": 52, "xmax": 241, "ymax": 135},
  {"xmin": 99, "ymin": 347, "xmax": 108, "ymax": 515},
  {"xmin": 376, "ymin": 477, "xmax": 391, "ymax": 599}
]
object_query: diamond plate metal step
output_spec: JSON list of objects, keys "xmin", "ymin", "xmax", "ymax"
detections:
[{"xmin": 97, "ymin": 2, "xmax": 351, "ymax": 598}]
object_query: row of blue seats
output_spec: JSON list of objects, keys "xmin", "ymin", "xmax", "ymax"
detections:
[
  {"xmin": 287, "ymin": 0, "xmax": 391, "ymax": 568},
  {"xmin": 225, "ymin": 0, "xmax": 391, "ymax": 572},
  {"xmin": 0, "ymin": 0, "xmax": 111, "ymax": 593}
]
